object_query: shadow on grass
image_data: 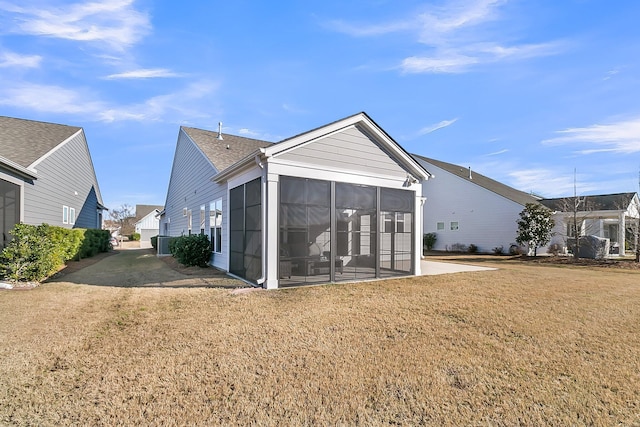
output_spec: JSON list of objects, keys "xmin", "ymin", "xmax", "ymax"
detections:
[{"xmin": 46, "ymin": 249, "xmax": 249, "ymax": 289}]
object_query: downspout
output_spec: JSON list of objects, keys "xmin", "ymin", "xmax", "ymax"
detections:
[{"xmin": 255, "ymin": 154, "xmax": 267, "ymax": 287}]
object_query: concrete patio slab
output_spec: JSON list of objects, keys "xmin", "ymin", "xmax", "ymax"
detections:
[{"xmin": 421, "ymin": 260, "xmax": 497, "ymax": 275}]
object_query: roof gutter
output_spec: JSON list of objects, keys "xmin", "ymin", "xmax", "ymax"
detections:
[
  {"xmin": 211, "ymin": 149, "xmax": 268, "ymax": 183},
  {"xmin": 0, "ymin": 156, "xmax": 38, "ymax": 180}
]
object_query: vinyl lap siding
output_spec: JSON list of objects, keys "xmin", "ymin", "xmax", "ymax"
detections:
[
  {"xmin": 23, "ymin": 132, "xmax": 102, "ymax": 229},
  {"xmin": 420, "ymin": 160, "xmax": 524, "ymax": 253},
  {"xmin": 161, "ymin": 130, "xmax": 228, "ymax": 269},
  {"xmin": 277, "ymin": 126, "xmax": 407, "ymax": 178}
]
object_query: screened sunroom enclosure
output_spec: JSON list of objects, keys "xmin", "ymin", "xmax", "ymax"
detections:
[{"xmin": 278, "ymin": 176, "xmax": 414, "ymax": 286}]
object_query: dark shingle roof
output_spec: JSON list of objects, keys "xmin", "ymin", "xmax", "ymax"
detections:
[
  {"xmin": 135, "ymin": 204, "xmax": 163, "ymax": 221},
  {"xmin": 539, "ymin": 192, "xmax": 637, "ymax": 212},
  {"xmin": 0, "ymin": 116, "xmax": 82, "ymax": 167},
  {"xmin": 413, "ymin": 155, "xmax": 540, "ymax": 206},
  {"xmin": 181, "ymin": 126, "xmax": 273, "ymax": 172}
]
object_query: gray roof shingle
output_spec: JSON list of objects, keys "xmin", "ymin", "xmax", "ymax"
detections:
[
  {"xmin": 539, "ymin": 192, "xmax": 637, "ymax": 212},
  {"xmin": 135, "ymin": 204, "xmax": 164, "ymax": 221},
  {"xmin": 0, "ymin": 116, "xmax": 82, "ymax": 167},
  {"xmin": 413, "ymin": 155, "xmax": 540, "ymax": 206},
  {"xmin": 181, "ymin": 126, "xmax": 273, "ymax": 172}
]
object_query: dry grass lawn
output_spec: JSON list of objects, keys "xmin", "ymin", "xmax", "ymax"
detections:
[{"xmin": 1, "ymin": 260, "xmax": 639, "ymax": 425}]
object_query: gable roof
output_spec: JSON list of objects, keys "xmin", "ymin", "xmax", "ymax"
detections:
[
  {"xmin": 181, "ymin": 126, "xmax": 273, "ymax": 172},
  {"xmin": 264, "ymin": 112, "xmax": 431, "ymax": 181},
  {"xmin": 413, "ymin": 155, "xmax": 539, "ymax": 206},
  {"xmin": 213, "ymin": 112, "xmax": 432, "ymax": 183},
  {"xmin": 539, "ymin": 192, "xmax": 637, "ymax": 212},
  {"xmin": 135, "ymin": 204, "xmax": 163, "ymax": 221},
  {"xmin": 0, "ymin": 116, "xmax": 82, "ymax": 168}
]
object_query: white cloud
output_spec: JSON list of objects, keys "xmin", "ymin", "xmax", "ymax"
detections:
[
  {"xmin": 328, "ymin": 0, "xmax": 562, "ymax": 74},
  {"xmin": 0, "ymin": 51, "xmax": 42, "ymax": 68},
  {"xmin": 0, "ymin": 82, "xmax": 106, "ymax": 114},
  {"xmin": 543, "ymin": 117, "xmax": 640, "ymax": 154},
  {"xmin": 238, "ymin": 128, "xmax": 260, "ymax": 137},
  {"xmin": 418, "ymin": 118, "xmax": 459, "ymax": 135},
  {"xmin": 105, "ymin": 68, "xmax": 183, "ymax": 79},
  {"xmin": 99, "ymin": 80, "xmax": 219, "ymax": 122},
  {"xmin": 401, "ymin": 55, "xmax": 477, "ymax": 73},
  {"xmin": 485, "ymin": 149, "xmax": 508, "ymax": 156},
  {"xmin": 0, "ymin": 79, "xmax": 219, "ymax": 123},
  {"xmin": 0, "ymin": 0, "xmax": 150, "ymax": 51},
  {"xmin": 507, "ymin": 168, "xmax": 595, "ymax": 198}
]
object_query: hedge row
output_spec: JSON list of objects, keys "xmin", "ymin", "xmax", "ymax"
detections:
[
  {"xmin": 0, "ymin": 223, "xmax": 111, "ymax": 282},
  {"xmin": 168, "ymin": 234, "xmax": 211, "ymax": 267}
]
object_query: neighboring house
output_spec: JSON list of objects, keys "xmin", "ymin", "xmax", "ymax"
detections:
[
  {"xmin": 539, "ymin": 193, "xmax": 640, "ymax": 256},
  {"xmin": 413, "ymin": 155, "xmax": 539, "ymax": 253},
  {"xmin": 0, "ymin": 116, "xmax": 106, "ymax": 248},
  {"xmin": 160, "ymin": 112, "xmax": 431, "ymax": 289},
  {"xmin": 134, "ymin": 204, "xmax": 163, "ymax": 242}
]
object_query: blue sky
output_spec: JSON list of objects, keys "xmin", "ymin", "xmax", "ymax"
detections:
[{"xmin": 1, "ymin": 0, "xmax": 639, "ymax": 210}]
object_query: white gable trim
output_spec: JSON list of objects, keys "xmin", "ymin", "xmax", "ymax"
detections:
[
  {"xmin": 0, "ymin": 155, "xmax": 38, "ymax": 180},
  {"xmin": 212, "ymin": 113, "xmax": 431, "ymax": 184},
  {"xmin": 28, "ymin": 128, "xmax": 83, "ymax": 169},
  {"xmin": 263, "ymin": 113, "xmax": 431, "ymax": 181}
]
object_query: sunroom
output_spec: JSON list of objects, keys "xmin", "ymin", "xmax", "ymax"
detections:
[{"xmin": 212, "ymin": 112, "xmax": 431, "ymax": 289}]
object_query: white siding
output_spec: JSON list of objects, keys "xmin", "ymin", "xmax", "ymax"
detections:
[
  {"xmin": 419, "ymin": 159, "xmax": 524, "ymax": 253},
  {"xmin": 160, "ymin": 129, "xmax": 228, "ymax": 270},
  {"xmin": 277, "ymin": 126, "xmax": 407, "ymax": 179}
]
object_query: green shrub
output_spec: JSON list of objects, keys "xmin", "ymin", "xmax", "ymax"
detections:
[
  {"xmin": 0, "ymin": 224, "xmax": 62, "ymax": 282},
  {"xmin": 493, "ymin": 246, "xmax": 504, "ymax": 255},
  {"xmin": 468, "ymin": 243, "xmax": 478, "ymax": 254},
  {"xmin": 169, "ymin": 234, "xmax": 211, "ymax": 267},
  {"xmin": 0, "ymin": 224, "xmax": 111, "ymax": 282},
  {"xmin": 78, "ymin": 229, "xmax": 110, "ymax": 259},
  {"xmin": 130, "ymin": 232, "xmax": 141, "ymax": 241},
  {"xmin": 423, "ymin": 232, "xmax": 437, "ymax": 253}
]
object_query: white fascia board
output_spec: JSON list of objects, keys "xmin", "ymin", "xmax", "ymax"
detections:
[
  {"xmin": 211, "ymin": 150, "xmax": 263, "ymax": 183},
  {"xmin": 263, "ymin": 113, "xmax": 431, "ymax": 181},
  {"xmin": 267, "ymin": 157, "xmax": 410, "ymax": 188},
  {"xmin": 28, "ymin": 128, "xmax": 83, "ymax": 169},
  {"xmin": 0, "ymin": 156, "xmax": 38, "ymax": 180}
]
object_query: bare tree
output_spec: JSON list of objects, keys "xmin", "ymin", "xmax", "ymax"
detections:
[{"xmin": 109, "ymin": 204, "xmax": 136, "ymax": 238}]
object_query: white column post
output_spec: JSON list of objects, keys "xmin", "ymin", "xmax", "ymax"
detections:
[
  {"xmin": 263, "ymin": 171, "xmax": 280, "ymax": 289},
  {"xmin": 413, "ymin": 183, "xmax": 424, "ymax": 276},
  {"xmin": 619, "ymin": 212, "xmax": 626, "ymax": 256}
]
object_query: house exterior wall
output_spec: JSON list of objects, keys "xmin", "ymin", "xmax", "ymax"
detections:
[
  {"xmin": 135, "ymin": 211, "xmax": 159, "ymax": 231},
  {"xmin": 160, "ymin": 129, "xmax": 228, "ymax": 270},
  {"xmin": 277, "ymin": 125, "xmax": 408, "ymax": 179},
  {"xmin": 418, "ymin": 159, "xmax": 523, "ymax": 253},
  {"xmin": 135, "ymin": 211, "xmax": 160, "ymax": 241},
  {"xmin": 22, "ymin": 131, "xmax": 103, "ymax": 229}
]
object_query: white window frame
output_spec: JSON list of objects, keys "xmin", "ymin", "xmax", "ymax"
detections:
[
  {"xmin": 69, "ymin": 207, "xmax": 76, "ymax": 225},
  {"xmin": 210, "ymin": 198, "xmax": 222, "ymax": 254},
  {"xmin": 187, "ymin": 209, "xmax": 192, "ymax": 235},
  {"xmin": 63, "ymin": 205, "xmax": 69, "ymax": 224},
  {"xmin": 200, "ymin": 205, "xmax": 206, "ymax": 235},
  {"xmin": 450, "ymin": 221, "xmax": 459, "ymax": 231},
  {"xmin": 436, "ymin": 221, "xmax": 444, "ymax": 231}
]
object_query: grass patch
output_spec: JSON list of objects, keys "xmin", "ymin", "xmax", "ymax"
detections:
[{"xmin": 1, "ymin": 262, "xmax": 639, "ymax": 425}]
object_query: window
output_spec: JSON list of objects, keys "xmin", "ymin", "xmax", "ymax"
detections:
[
  {"xmin": 450, "ymin": 221, "xmax": 458, "ymax": 231},
  {"xmin": 210, "ymin": 199, "xmax": 222, "ymax": 253},
  {"xmin": 63, "ymin": 206, "xmax": 69, "ymax": 224},
  {"xmin": 200, "ymin": 205, "xmax": 205, "ymax": 235},
  {"xmin": 69, "ymin": 207, "xmax": 76, "ymax": 225},
  {"xmin": 437, "ymin": 222, "xmax": 444, "ymax": 231},
  {"xmin": 187, "ymin": 209, "xmax": 192, "ymax": 235}
]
